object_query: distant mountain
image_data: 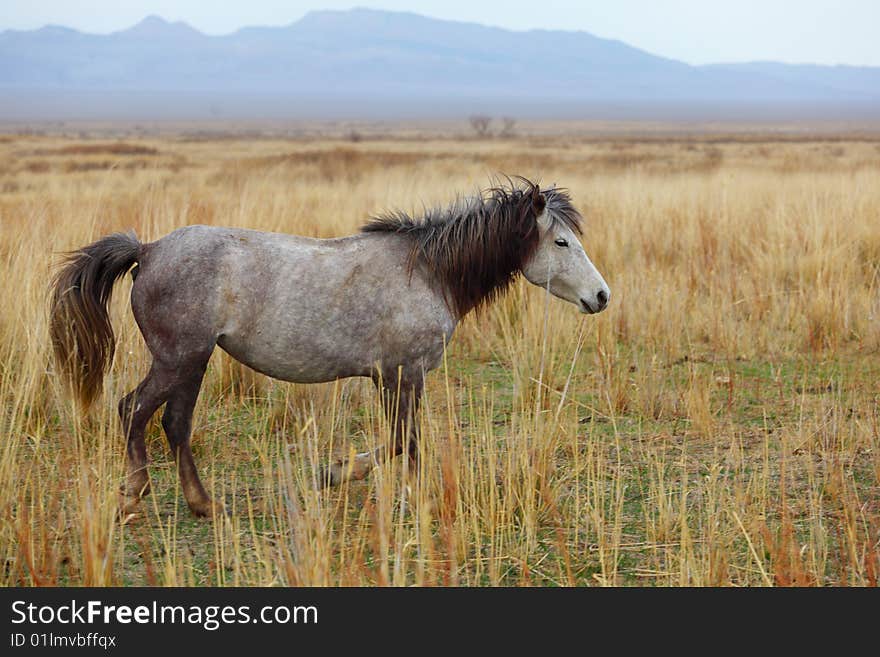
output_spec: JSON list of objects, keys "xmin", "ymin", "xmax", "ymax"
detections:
[
  {"xmin": 704, "ymin": 61, "xmax": 880, "ymax": 100},
  {"xmin": 1, "ymin": 8, "xmax": 878, "ymax": 120}
]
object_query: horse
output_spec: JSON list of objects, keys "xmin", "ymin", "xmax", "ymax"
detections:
[{"xmin": 49, "ymin": 179, "xmax": 610, "ymax": 518}]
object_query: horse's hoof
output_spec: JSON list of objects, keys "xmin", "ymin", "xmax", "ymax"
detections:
[
  {"xmin": 188, "ymin": 498, "xmax": 228, "ymax": 519},
  {"xmin": 318, "ymin": 463, "xmax": 342, "ymax": 489},
  {"xmin": 117, "ymin": 493, "xmax": 143, "ymax": 519}
]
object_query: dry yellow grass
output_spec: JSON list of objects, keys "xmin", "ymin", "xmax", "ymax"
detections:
[{"xmin": 1, "ymin": 131, "xmax": 878, "ymax": 586}]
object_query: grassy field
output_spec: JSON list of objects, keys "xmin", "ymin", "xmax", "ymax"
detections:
[{"xmin": 1, "ymin": 128, "xmax": 878, "ymax": 586}]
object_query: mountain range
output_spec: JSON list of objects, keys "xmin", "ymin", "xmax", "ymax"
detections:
[{"xmin": 2, "ymin": 8, "xmax": 878, "ymax": 120}]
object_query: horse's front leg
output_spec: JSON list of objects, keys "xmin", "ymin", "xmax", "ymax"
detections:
[{"xmin": 321, "ymin": 375, "xmax": 422, "ymax": 487}]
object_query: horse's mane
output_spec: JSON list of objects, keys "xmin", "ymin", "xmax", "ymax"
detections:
[{"xmin": 361, "ymin": 178, "xmax": 583, "ymax": 317}]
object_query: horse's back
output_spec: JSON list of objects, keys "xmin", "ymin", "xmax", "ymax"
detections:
[{"xmin": 132, "ymin": 225, "xmax": 456, "ymax": 383}]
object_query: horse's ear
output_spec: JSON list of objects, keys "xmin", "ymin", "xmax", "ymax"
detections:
[{"xmin": 532, "ymin": 190, "xmax": 546, "ymax": 216}]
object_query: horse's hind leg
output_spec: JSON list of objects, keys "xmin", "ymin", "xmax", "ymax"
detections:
[
  {"xmin": 160, "ymin": 362, "xmax": 222, "ymax": 518},
  {"xmin": 117, "ymin": 364, "xmax": 178, "ymax": 514}
]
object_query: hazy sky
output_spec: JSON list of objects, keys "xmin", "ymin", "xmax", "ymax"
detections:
[{"xmin": 2, "ymin": 1, "xmax": 878, "ymax": 67}]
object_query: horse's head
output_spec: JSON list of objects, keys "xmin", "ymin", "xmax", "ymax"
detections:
[{"xmin": 522, "ymin": 188, "xmax": 610, "ymax": 314}]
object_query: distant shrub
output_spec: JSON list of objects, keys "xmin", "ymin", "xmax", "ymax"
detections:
[
  {"xmin": 469, "ymin": 115, "xmax": 492, "ymax": 137},
  {"xmin": 31, "ymin": 142, "xmax": 159, "ymax": 157}
]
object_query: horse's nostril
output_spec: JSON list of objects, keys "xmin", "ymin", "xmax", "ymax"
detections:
[{"xmin": 597, "ymin": 289, "xmax": 608, "ymax": 308}]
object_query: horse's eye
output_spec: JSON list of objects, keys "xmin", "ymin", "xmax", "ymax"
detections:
[{"xmin": 554, "ymin": 238, "xmax": 569, "ymax": 248}]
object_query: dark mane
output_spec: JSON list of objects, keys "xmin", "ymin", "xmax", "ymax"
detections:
[{"xmin": 361, "ymin": 178, "xmax": 583, "ymax": 317}]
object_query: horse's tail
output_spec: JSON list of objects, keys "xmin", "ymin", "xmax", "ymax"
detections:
[{"xmin": 49, "ymin": 231, "xmax": 142, "ymax": 410}]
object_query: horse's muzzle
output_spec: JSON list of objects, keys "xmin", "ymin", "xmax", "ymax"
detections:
[{"xmin": 580, "ymin": 289, "xmax": 609, "ymax": 314}]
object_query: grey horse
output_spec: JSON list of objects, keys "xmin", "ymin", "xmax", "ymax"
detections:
[{"xmin": 49, "ymin": 179, "xmax": 610, "ymax": 517}]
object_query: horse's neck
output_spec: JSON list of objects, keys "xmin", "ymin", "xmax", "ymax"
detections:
[{"xmin": 440, "ymin": 218, "xmax": 531, "ymax": 317}]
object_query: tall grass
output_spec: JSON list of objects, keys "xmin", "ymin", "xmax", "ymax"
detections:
[{"xmin": 0, "ymin": 133, "xmax": 878, "ymax": 586}]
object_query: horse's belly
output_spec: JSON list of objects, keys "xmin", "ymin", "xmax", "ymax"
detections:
[{"xmin": 216, "ymin": 332, "xmax": 372, "ymax": 383}]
